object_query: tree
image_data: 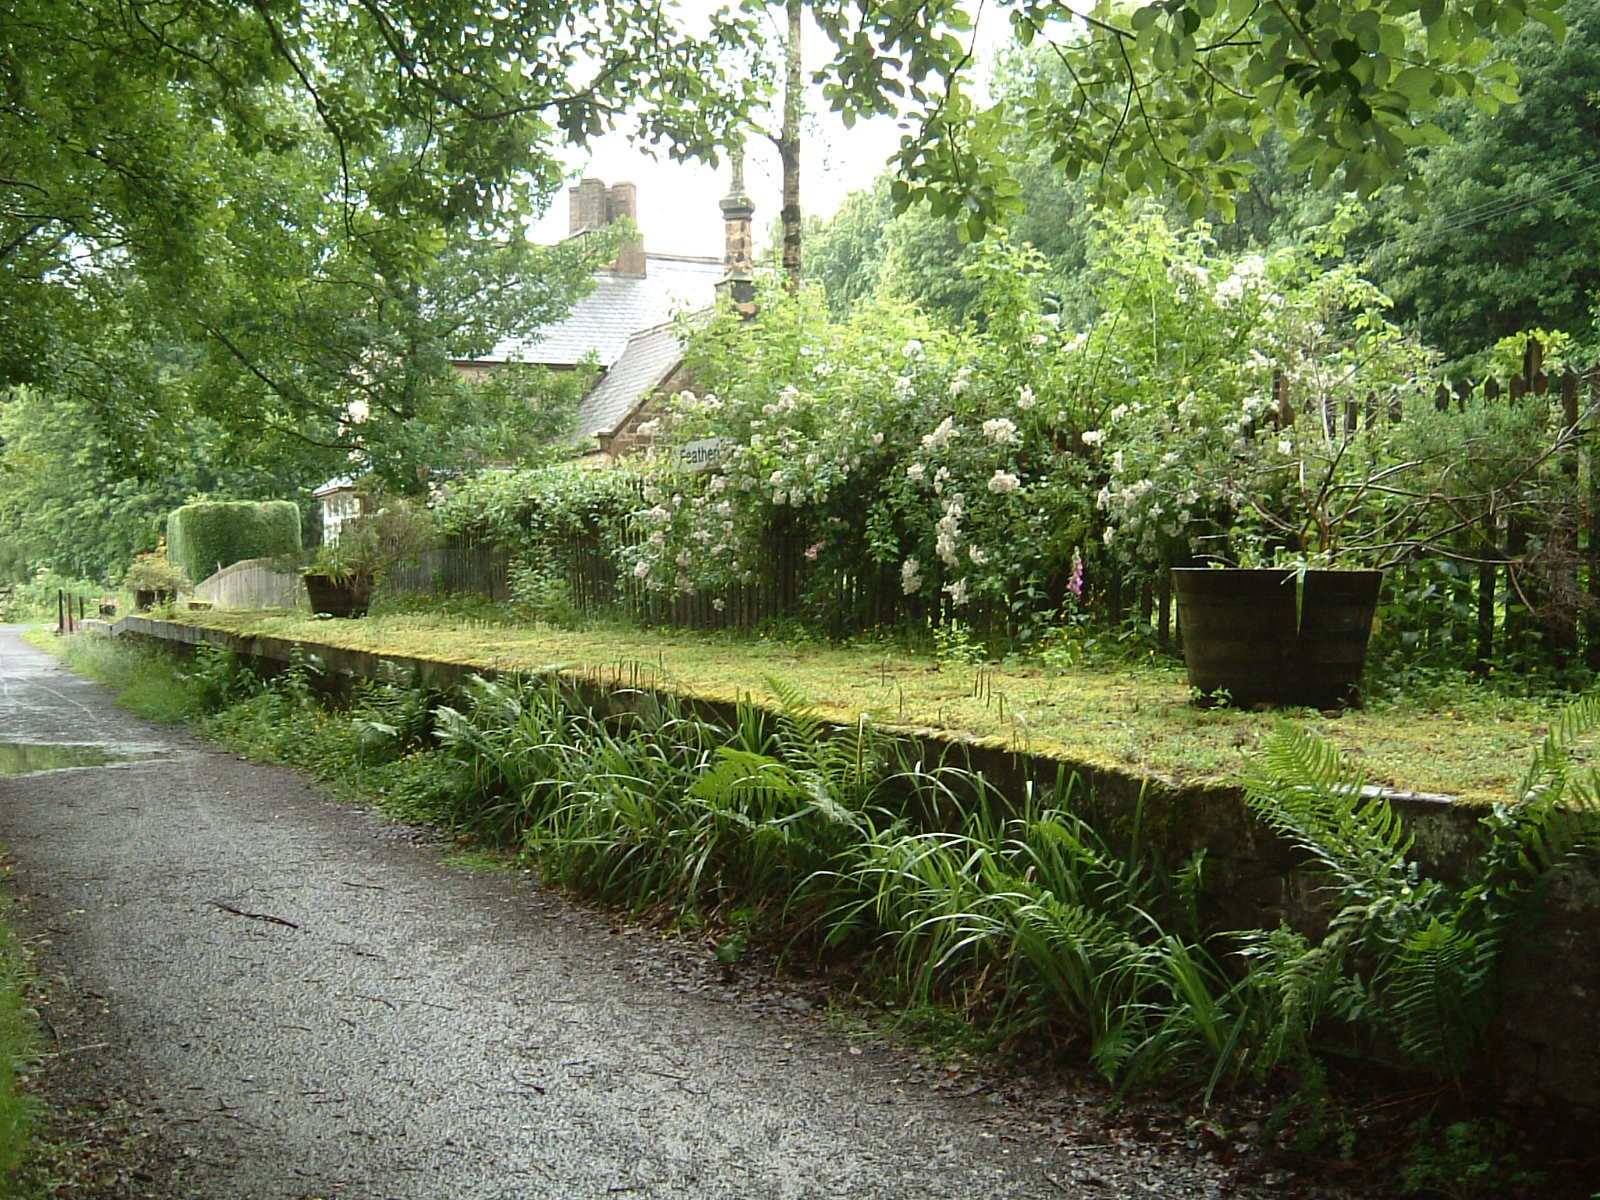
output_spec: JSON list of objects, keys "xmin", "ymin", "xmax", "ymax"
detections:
[
  {"xmin": 1, "ymin": 0, "xmax": 757, "ymax": 289},
  {"xmin": 809, "ymin": 0, "xmax": 1570, "ymax": 236},
  {"xmin": 174, "ymin": 126, "xmax": 607, "ymax": 494},
  {"xmin": 2, "ymin": 0, "xmax": 760, "ymax": 486},
  {"xmin": 1353, "ymin": 0, "xmax": 1600, "ymax": 366}
]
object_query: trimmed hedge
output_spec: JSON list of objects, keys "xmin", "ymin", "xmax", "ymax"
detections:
[{"xmin": 167, "ymin": 500, "xmax": 300, "ymax": 584}]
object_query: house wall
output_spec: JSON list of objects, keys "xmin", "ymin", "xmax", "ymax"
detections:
[
  {"xmin": 596, "ymin": 362, "xmax": 696, "ymax": 458},
  {"xmin": 318, "ymin": 489, "xmax": 363, "ymax": 545}
]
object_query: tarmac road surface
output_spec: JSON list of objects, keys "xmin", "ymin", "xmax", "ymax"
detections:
[{"xmin": 0, "ymin": 625, "xmax": 1263, "ymax": 1199}]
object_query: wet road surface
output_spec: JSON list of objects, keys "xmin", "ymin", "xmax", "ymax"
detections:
[{"xmin": 0, "ymin": 625, "xmax": 1253, "ymax": 1199}]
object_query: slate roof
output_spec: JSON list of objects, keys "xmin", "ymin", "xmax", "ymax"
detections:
[
  {"xmin": 480, "ymin": 254, "xmax": 722, "ymax": 371},
  {"xmin": 574, "ymin": 320, "xmax": 687, "ymax": 438}
]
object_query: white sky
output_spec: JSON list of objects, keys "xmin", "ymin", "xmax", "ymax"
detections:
[{"xmin": 529, "ymin": 3, "xmax": 1015, "ymax": 259}]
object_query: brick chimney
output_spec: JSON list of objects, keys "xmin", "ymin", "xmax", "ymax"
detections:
[
  {"xmin": 716, "ymin": 150, "xmax": 757, "ymax": 314},
  {"xmin": 606, "ymin": 182, "xmax": 646, "ymax": 277},
  {"xmin": 568, "ymin": 177, "xmax": 607, "ymax": 234},
  {"xmin": 565, "ymin": 177, "xmax": 646, "ymax": 277}
]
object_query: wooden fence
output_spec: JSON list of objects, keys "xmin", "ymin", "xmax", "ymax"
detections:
[{"xmin": 387, "ymin": 543, "xmax": 510, "ymax": 601}]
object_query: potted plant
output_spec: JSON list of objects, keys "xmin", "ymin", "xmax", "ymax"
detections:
[
  {"xmin": 302, "ymin": 538, "xmax": 375, "ymax": 617},
  {"xmin": 302, "ymin": 498, "xmax": 437, "ymax": 618},
  {"xmin": 123, "ymin": 550, "xmax": 189, "ymax": 612},
  {"xmin": 1172, "ymin": 395, "xmax": 1420, "ymax": 707}
]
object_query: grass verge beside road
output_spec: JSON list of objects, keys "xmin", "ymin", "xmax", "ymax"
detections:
[
  {"xmin": 0, "ymin": 868, "xmax": 39, "ymax": 1195},
  {"xmin": 150, "ymin": 608, "xmax": 1575, "ymax": 805}
]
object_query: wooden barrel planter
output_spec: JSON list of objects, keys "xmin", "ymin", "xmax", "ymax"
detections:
[
  {"xmin": 1172, "ymin": 567, "xmax": 1383, "ymax": 708},
  {"xmin": 133, "ymin": 588, "xmax": 174, "ymax": 612},
  {"xmin": 302, "ymin": 573, "xmax": 373, "ymax": 618}
]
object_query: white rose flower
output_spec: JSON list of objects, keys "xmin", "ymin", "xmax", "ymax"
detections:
[
  {"xmin": 987, "ymin": 470, "xmax": 1021, "ymax": 494},
  {"xmin": 982, "ymin": 417, "xmax": 1019, "ymax": 445},
  {"xmin": 1081, "ymin": 429, "xmax": 1104, "ymax": 446},
  {"xmin": 1017, "ymin": 386, "xmax": 1036, "ymax": 410},
  {"xmin": 921, "ymin": 416, "xmax": 957, "ymax": 453},
  {"xmin": 900, "ymin": 557, "xmax": 923, "ymax": 595}
]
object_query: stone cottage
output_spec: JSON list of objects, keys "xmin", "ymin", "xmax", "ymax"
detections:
[{"xmin": 459, "ymin": 169, "xmax": 757, "ymax": 458}]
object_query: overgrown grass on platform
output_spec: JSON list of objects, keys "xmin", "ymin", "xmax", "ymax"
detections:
[{"xmin": 143, "ymin": 609, "xmax": 1575, "ymax": 805}]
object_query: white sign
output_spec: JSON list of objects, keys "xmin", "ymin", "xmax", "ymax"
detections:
[{"xmin": 678, "ymin": 437, "xmax": 730, "ymax": 472}]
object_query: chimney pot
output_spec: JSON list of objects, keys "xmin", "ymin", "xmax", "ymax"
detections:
[
  {"xmin": 568, "ymin": 178, "xmax": 607, "ymax": 235},
  {"xmin": 608, "ymin": 182, "xmax": 645, "ymax": 277},
  {"xmin": 719, "ymin": 150, "xmax": 756, "ymax": 316}
]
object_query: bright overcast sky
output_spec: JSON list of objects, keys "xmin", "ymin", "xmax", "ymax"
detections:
[{"xmin": 528, "ymin": 3, "xmax": 1014, "ymax": 260}]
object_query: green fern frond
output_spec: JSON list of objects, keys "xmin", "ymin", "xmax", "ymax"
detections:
[
  {"xmin": 1243, "ymin": 724, "xmax": 1413, "ymax": 902},
  {"xmin": 766, "ymin": 674, "xmax": 823, "ymax": 751},
  {"xmin": 1382, "ymin": 918, "xmax": 1489, "ymax": 1081},
  {"xmin": 1517, "ymin": 692, "xmax": 1600, "ymax": 804},
  {"xmin": 688, "ymin": 747, "xmax": 805, "ymax": 811}
]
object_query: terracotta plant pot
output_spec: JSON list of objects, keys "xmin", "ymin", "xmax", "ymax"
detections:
[{"xmin": 1172, "ymin": 567, "xmax": 1383, "ymax": 708}]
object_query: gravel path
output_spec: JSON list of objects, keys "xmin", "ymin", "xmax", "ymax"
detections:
[{"xmin": 0, "ymin": 625, "xmax": 1293, "ymax": 1198}]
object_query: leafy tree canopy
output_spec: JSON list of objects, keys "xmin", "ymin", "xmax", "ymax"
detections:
[
  {"xmin": 2, "ymin": 0, "xmax": 755, "ymax": 510},
  {"xmin": 1351, "ymin": 0, "xmax": 1600, "ymax": 367},
  {"xmin": 2, "ymin": 0, "xmax": 757, "ymax": 292},
  {"xmin": 810, "ymin": 0, "xmax": 1569, "ymax": 237}
]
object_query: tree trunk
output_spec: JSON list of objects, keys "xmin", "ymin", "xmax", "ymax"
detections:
[{"xmin": 778, "ymin": 0, "xmax": 802, "ymax": 291}]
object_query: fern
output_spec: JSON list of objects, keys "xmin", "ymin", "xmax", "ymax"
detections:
[
  {"xmin": 1241, "ymin": 700, "xmax": 1600, "ymax": 1089},
  {"xmin": 1516, "ymin": 691, "xmax": 1600, "ymax": 806},
  {"xmin": 1382, "ymin": 918, "xmax": 1489, "ymax": 1081},
  {"xmin": 764, "ymin": 676, "xmax": 880, "ymax": 811},
  {"xmin": 1243, "ymin": 723, "xmax": 1416, "ymax": 905}
]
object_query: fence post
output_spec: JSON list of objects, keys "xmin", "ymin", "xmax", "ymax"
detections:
[
  {"xmin": 1476, "ymin": 555, "xmax": 1496, "ymax": 672},
  {"xmin": 1156, "ymin": 563, "xmax": 1172, "ymax": 650},
  {"xmin": 1587, "ymin": 370, "xmax": 1600, "ymax": 670},
  {"xmin": 1549, "ymin": 369, "xmax": 1583, "ymax": 663}
]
